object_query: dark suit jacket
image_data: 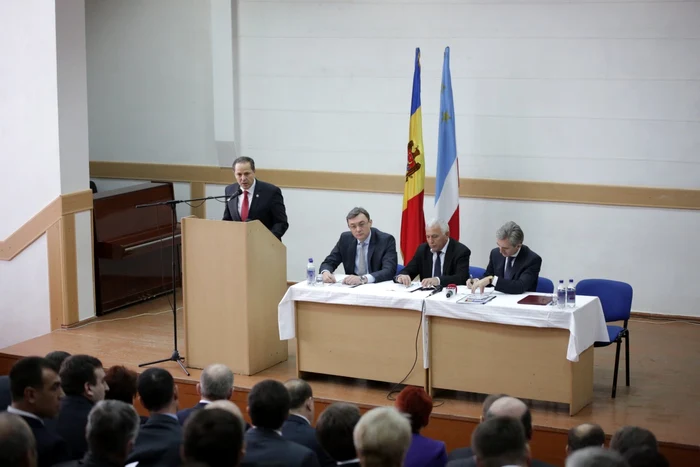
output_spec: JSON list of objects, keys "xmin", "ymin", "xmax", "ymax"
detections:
[
  {"xmin": 53, "ymin": 452, "xmax": 123, "ymax": 467},
  {"xmin": 242, "ymin": 427, "xmax": 321, "ymax": 467},
  {"xmin": 483, "ymin": 245, "xmax": 542, "ymax": 294},
  {"xmin": 17, "ymin": 414, "xmax": 71, "ymax": 467},
  {"xmin": 282, "ymin": 414, "xmax": 335, "ymax": 467},
  {"xmin": 126, "ymin": 413, "xmax": 182, "ymax": 467},
  {"xmin": 447, "ymin": 447, "xmax": 554, "ymax": 467},
  {"xmin": 320, "ymin": 228, "xmax": 398, "ymax": 283},
  {"xmin": 223, "ymin": 179, "xmax": 289, "ymax": 239},
  {"xmin": 399, "ymin": 240, "xmax": 471, "ymax": 286},
  {"xmin": 176, "ymin": 401, "xmax": 207, "ymax": 425},
  {"xmin": 0, "ymin": 375, "xmax": 10, "ymax": 411},
  {"xmin": 56, "ymin": 395, "xmax": 95, "ymax": 460}
]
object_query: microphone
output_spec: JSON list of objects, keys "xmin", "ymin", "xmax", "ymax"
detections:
[
  {"xmin": 226, "ymin": 188, "xmax": 243, "ymax": 203},
  {"xmin": 427, "ymin": 285, "xmax": 443, "ymax": 297},
  {"xmin": 445, "ymin": 288, "xmax": 454, "ymax": 298}
]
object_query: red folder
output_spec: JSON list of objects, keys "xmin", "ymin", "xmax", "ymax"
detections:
[{"xmin": 517, "ymin": 294, "xmax": 553, "ymax": 306}]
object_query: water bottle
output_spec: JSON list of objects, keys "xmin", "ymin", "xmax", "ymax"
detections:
[
  {"xmin": 306, "ymin": 258, "xmax": 315, "ymax": 285},
  {"xmin": 557, "ymin": 280, "xmax": 567, "ymax": 309},
  {"xmin": 567, "ymin": 279, "xmax": 576, "ymax": 308}
]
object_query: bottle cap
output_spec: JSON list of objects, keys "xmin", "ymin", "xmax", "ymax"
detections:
[{"xmin": 308, "ymin": 258, "xmax": 313, "ymax": 262}]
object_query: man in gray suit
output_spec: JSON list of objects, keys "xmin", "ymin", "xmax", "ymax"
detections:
[{"xmin": 320, "ymin": 207, "xmax": 398, "ymax": 286}]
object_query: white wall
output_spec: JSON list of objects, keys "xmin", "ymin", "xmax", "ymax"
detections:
[{"xmin": 85, "ymin": 0, "xmax": 700, "ymax": 316}]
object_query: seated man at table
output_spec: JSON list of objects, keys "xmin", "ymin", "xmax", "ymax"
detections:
[
  {"xmin": 395, "ymin": 218, "xmax": 470, "ymax": 287},
  {"xmin": 467, "ymin": 220, "xmax": 541, "ymax": 294},
  {"xmin": 320, "ymin": 207, "xmax": 398, "ymax": 286}
]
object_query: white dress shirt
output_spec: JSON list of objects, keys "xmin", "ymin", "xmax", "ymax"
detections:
[
  {"xmin": 238, "ymin": 179, "xmax": 256, "ymax": 216},
  {"xmin": 6, "ymin": 406, "xmax": 43, "ymax": 424}
]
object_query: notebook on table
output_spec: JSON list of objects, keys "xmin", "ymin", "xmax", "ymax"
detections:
[{"xmin": 517, "ymin": 294, "xmax": 553, "ymax": 306}]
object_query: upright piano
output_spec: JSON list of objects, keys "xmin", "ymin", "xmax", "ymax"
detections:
[{"xmin": 93, "ymin": 182, "xmax": 182, "ymax": 315}]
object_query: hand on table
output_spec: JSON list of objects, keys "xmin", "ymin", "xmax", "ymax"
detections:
[
  {"xmin": 342, "ymin": 275, "xmax": 363, "ymax": 286},
  {"xmin": 395, "ymin": 274, "xmax": 412, "ymax": 286},
  {"xmin": 421, "ymin": 277, "xmax": 440, "ymax": 288},
  {"xmin": 470, "ymin": 277, "xmax": 492, "ymax": 294},
  {"xmin": 322, "ymin": 271, "xmax": 336, "ymax": 283}
]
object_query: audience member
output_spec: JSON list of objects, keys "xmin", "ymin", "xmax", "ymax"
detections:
[
  {"xmin": 565, "ymin": 447, "xmax": 628, "ymax": 467},
  {"xmin": 567, "ymin": 423, "xmax": 605, "ymax": 455},
  {"xmin": 622, "ymin": 446, "xmax": 669, "ymax": 467},
  {"xmin": 0, "ymin": 412, "xmax": 37, "ymax": 467},
  {"xmin": 0, "ymin": 351, "xmax": 71, "ymax": 412},
  {"xmin": 471, "ymin": 416, "xmax": 530, "ymax": 467},
  {"xmin": 56, "ymin": 355, "xmax": 109, "ymax": 460},
  {"xmin": 104, "ymin": 365, "xmax": 147, "ymax": 424},
  {"xmin": 45, "ymin": 351, "xmax": 72, "ymax": 373},
  {"xmin": 242, "ymin": 379, "xmax": 320, "ymax": 467},
  {"xmin": 448, "ymin": 393, "xmax": 507, "ymax": 461},
  {"xmin": 177, "ymin": 363, "xmax": 234, "ymax": 425},
  {"xmin": 610, "ymin": 426, "xmax": 658, "ymax": 456},
  {"xmin": 395, "ymin": 386, "xmax": 447, "ymax": 467},
  {"xmin": 183, "ymin": 407, "xmax": 245, "ymax": 467},
  {"xmin": 316, "ymin": 402, "xmax": 361, "ymax": 467},
  {"xmin": 353, "ymin": 407, "xmax": 412, "ymax": 467},
  {"xmin": 8, "ymin": 356, "xmax": 70, "ymax": 467},
  {"xmin": 204, "ymin": 400, "xmax": 247, "ymax": 432},
  {"xmin": 282, "ymin": 379, "xmax": 334, "ymax": 467},
  {"xmin": 126, "ymin": 368, "xmax": 181, "ymax": 467}
]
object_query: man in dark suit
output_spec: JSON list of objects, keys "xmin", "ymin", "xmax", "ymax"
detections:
[
  {"xmin": 448, "ymin": 393, "xmax": 507, "ymax": 461},
  {"xmin": 316, "ymin": 402, "xmax": 362, "ymax": 467},
  {"xmin": 0, "ymin": 411, "xmax": 38, "ymax": 467},
  {"xmin": 448, "ymin": 416, "xmax": 530, "ymax": 467},
  {"xmin": 395, "ymin": 218, "xmax": 470, "ymax": 288},
  {"xmin": 0, "ymin": 350, "xmax": 71, "ymax": 413},
  {"xmin": 177, "ymin": 363, "xmax": 234, "ymax": 425},
  {"xmin": 282, "ymin": 379, "xmax": 335, "ymax": 467},
  {"xmin": 7, "ymin": 356, "xmax": 71, "ymax": 467},
  {"xmin": 126, "ymin": 368, "xmax": 182, "ymax": 467},
  {"xmin": 242, "ymin": 379, "xmax": 320, "ymax": 467},
  {"xmin": 468, "ymin": 221, "xmax": 542, "ymax": 294},
  {"xmin": 56, "ymin": 355, "xmax": 109, "ymax": 460},
  {"xmin": 183, "ymin": 408, "xmax": 245, "ymax": 467},
  {"xmin": 223, "ymin": 156, "xmax": 289, "ymax": 239},
  {"xmin": 320, "ymin": 207, "xmax": 398, "ymax": 286}
]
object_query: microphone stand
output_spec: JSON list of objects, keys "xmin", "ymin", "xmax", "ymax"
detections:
[{"xmin": 135, "ymin": 193, "xmax": 230, "ymax": 376}]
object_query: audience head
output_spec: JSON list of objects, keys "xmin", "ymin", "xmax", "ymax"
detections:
[
  {"xmin": 59, "ymin": 354, "xmax": 108, "ymax": 402},
  {"xmin": 137, "ymin": 368, "xmax": 178, "ymax": 413},
  {"xmin": 104, "ymin": 365, "xmax": 138, "ymax": 404},
  {"xmin": 496, "ymin": 221, "xmax": 524, "ymax": 256},
  {"xmin": 622, "ymin": 446, "xmax": 669, "ymax": 467},
  {"xmin": 395, "ymin": 386, "xmax": 433, "ymax": 433},
  {"xmin": 44, "ymin": 351, "xmax": 71, "ymax": 373},
  {"xmin": 199, "ymin": 364, "xmax": 234, "ymax": 402},
  {"xmin": 247, "ymin": 379, "xmax": 290, "ymax": 430},
  {"xmin": 567, "ymin": 423, "xmax": 606, "ymax": 454},
  {"xmin": 485, "ymin": 396, "xmax": 533, "ymax": 441},
  {"xmin": 346, "ymin": 207, "xmax": 372, "ymax": 243},
  {"xmin": 481, "ymin": 393, "xmax": 507, "ymax": 421},
  {"xmin": 565, "ymin": 446, "xmax": 628, "ymax": 467},
  {"xmin": 353, "ymin": 407, "xmax": 411, "ymax": 467},
  {"xmin": 425, "ymin": 218, "xmax": 450, "ymax": 253},
  {"xmin": 472, "ymin": 416, "xmax": 530, "ymax": 467},
  {"xmin": 285, "ymin": 378, "xmax": 314, "ymax": 420},
  {"xmin": 9, "ymin": 356, "xmax": 63, "ymax": 418},
  {"xmin": 183, "ymin": 408, "xmax": 245, "ymax": 467},
  {"xmin": 205, "ymin": 400, "xmax": 247, "ymax": 433},
  {"xmin": 610, "ymin": 426, "xmax": 658, "ymax": 456},
  {"xmin": 86, "ymin": 400, "xmax": 140, "ymax": 463},
  {"xmin": 0, "ymin": 412, "xmax": 37, "ymax": 467},
  {"xmin": 316, "ymin": 402, "xmax": 361, "ymax": 462}
]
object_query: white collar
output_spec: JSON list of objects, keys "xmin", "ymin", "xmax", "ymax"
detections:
[
  {"xmin": 358, "ymin": 230, "xmax": 372, "ymax": 246},
  {"xmin": 199, "ymin": 399, "xmax": 210, "ymax": 405},
  {"xmin": 433, "ymin": 238, "xmax": 450, "ymax": 255},
  {"xmin": 509, "ymin": 246, "xmax": 522, "ymax": 259},
  {"xmin": 242, "ymin": 179, "xmax": 257, "ymax": 195},
  {"xmin": 7, "ymin": 406, "xmax": 44, "ymax": 424},
  {"xmin": 290, "ymin": 413, "xmax": 311, "ymax": 424},
  {"xmin": 337, "ymin": 459, "xmax": 359, "ymax": 465}
]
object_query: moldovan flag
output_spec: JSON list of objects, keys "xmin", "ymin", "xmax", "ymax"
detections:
[
  {"xmin": 435, "ymin": 47, "xmax": 460, "ymax": 240},
  {"xmin": 400, "ymin": 48, "xmax": 426, "ymax": 264}
]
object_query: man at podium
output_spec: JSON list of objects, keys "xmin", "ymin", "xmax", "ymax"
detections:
[{"xmin": 222, "ymin": 157, "xmax": 289, "ymax": 239}]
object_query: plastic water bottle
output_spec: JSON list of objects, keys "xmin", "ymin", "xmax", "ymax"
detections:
[
  {"xmin": 306, "ymin": 258, "xmax": 315, "ymax": 286},
  {"xmin": 567, "ymin": 279, "xmax": 576, "ymax": 308},
  {"xmin": 557, "ymin": 280, "xmax": 567, "ymax": 309}
]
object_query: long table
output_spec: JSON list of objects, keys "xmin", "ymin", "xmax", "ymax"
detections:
[{"xmin": 278, "ymin": 279, "xmax": 609, "ymax": 415}]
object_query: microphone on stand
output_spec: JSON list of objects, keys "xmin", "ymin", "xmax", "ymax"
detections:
[{"xmin": 226, "ymin": 188, "xmax": 243, "ymax": 203}]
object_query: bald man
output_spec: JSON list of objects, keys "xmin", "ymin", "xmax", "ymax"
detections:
[
  {"xmin": 448, "ymin": 393, "xmax": 508, "ymax": 461},
  {"xmin": 0, "ymin": 412, "xmax": 37, "ymax": 467},
  {"xmin": 567, "ymin": 424, "xmax": 605, "ymax": 455}
]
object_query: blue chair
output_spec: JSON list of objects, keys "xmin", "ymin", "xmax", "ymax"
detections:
[
  {"xmin": 577, "ymin": 279, "xmax": 633, "ymax": 398},
  {"xmin": 536, "ymin": 277, "xmax": 554, "ymax": 294},
  {"xmin": 396, "ymin": 264, "xmax": 404, "ymax": 275},
  {"xmin": 469, "ymin": 266, "xmax": 486, "ymax": 279}
]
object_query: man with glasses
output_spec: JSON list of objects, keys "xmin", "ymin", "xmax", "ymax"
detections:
[{"xmin": 320, "ymin": 207, "xmax": 398, "ymax": 286}]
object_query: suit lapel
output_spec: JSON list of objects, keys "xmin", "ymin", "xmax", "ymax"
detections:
[
  {"xmin": 229, "ymin": 184, "xmax": 242, "ymax": 222},
  {"xmin": 347, "ymin": 239, "xmax": 358, "ymax": 275},
  {"xmin": 247, "ymin": 182, "xmax": 263, "ymax": 219},
  {"xmin": 367, "ymin": 229, "xmax": 376, "ymax": 268}
]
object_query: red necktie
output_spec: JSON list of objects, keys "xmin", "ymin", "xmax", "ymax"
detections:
[{"xmin": 240, "ymin": 190, "xmax": 249, "ymax": 221}]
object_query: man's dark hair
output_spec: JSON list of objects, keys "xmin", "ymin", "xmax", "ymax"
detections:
[
  {"xmin": 59, "ymin": 355, "xmax": 103, "ymax": 396},
  {"xmin": 568, "ymin": 424, "xmax": 606, "ymax": 452},
  {"xmin": 610, "ymin": 426, "xmax": 658, "ymax": 455},
  {"xmin": 472, "ymin": 416, "xmax": 528, "ymax": 467},
  {"xmin": 285, "ymin": 379, "xmax": 312, "ymax": 410},
  {"xmin": 104, "ymin": 365, "xmax": 138, "ymax": 404},
  {"xmin": 623, "ymin": 446, "xmax": 669, "ymax": 467},
  {"xmin": 346, "ymin": 207, "xmax": 371, "ymax": 222},
  {"xmin": 86, "ymin": 400, "xmax": 140, "ymax": 457},
  {"xmin": 248, "ymin": 379, "xmax": 290, "ymax": 430},
  {"xmin": 9, "ymin": 357, "xmax": 56, "ymax": 402},
  {"xmin": 0, "ymin": 412, "xmax": 36, "ymax": 466},
  {"xmin": 44, "ymin": 351, "xmax": 71, "ymax": 373},
  {"xmin": 316, "ymin": 403, "xmax": 361, "ymax": 462},
  {"xmin": 137, "ymin": 368, "xmax": 175, "ymax": 412},
  {"xmin": 232, "ymin": 156, "xmax": 255, "ymax": 172},
  {"xmin": 184, "ymin": 408, "xmax": 245, "ymax": 467},
  {"xmin": 485, "ymin": 406, "xmax": 532, "ymax": 441}
]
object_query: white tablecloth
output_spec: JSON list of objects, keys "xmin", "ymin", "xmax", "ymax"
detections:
[{"xmin": 278, "ymin": 281, "xmax": 609, "ymax": 365}]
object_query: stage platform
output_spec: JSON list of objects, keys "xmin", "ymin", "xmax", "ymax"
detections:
[{"xmin": 1, "ymin": 294, "xmax": 698, "ymax": 467}]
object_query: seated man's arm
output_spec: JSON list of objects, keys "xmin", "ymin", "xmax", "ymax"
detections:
[
  {"xmin": 494, "ymin": 255, "xmax": 542, "ymax": 294},
  {"xmin": 319, "ymin": 239, "xmax": 344, "ymax": 277},
  {"xmin": 370, "ymin": 234, "xmax": 398, "ymax": 283}
]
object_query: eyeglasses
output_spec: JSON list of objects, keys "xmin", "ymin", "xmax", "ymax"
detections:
[{"xmin": 349, "ymin": 221, "xmax": 368, "ymax": 231}]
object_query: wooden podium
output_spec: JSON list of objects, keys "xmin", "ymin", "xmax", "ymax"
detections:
[{"xmin": 181, "ymin": 217, "xmax": 288, "ymax": 375}]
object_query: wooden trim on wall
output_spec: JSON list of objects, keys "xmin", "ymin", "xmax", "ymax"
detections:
[
  {"xmin": 60, "ymin": 214, "xmax": 80, "ymax": 326},
  {"xmin": 46, "ymin": 223, "xmax": 64, "ymax": 331},
  {"xmin": 190, "ymin": 182, "xmax": 207, "ymax": 219},
  {"xmin": 90, "ymin": 161, "xmax": 700, "ymax": 211}
]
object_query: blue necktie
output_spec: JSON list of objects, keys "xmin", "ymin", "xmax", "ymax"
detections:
[
  {"xmin": 433, "ymin": 251, "xmax": 442, "ymax": 278},
  {"xmin": 505, "ymin": 257, "xmax": 515, "ymax": 280}
]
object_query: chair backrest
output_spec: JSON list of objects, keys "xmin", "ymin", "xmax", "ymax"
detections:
[
  {"xmin": 396, "ymin": 264, "xmax": 404, "ymax": 275},
  {"xmin": 536, "ymin": 277, "xmax": 554, "ymax": 294},
  {"xmin": 576, "ymin": 279, "xmax": 633, "ymax": 322},
  {"xmin": 469, "ymin": 266, "xmax": 486, "ymax": 279}
]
